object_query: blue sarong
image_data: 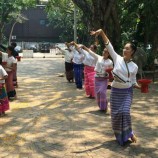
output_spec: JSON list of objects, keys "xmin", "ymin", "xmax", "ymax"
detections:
[
  {"xmin": 110, "ymin": 87, "xmax": 134, "ymax": 145},
  {"xmin": 73, "ymin": 63, "xmax": 83, "ymax": 89}
]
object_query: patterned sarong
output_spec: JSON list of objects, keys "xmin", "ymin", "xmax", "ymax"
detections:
[
  {"xmin": 110, "ymin": 87, "xmax": 134, "ymax": 145},
  {"xmin": 95, "ymin": 77, "xmax": 108, "ymax": 110},
  {"xmin": 84, "ymin": 66, "xmax": 95, "ymax": 96},
  {"xmin": 0, "ymin": 84, "xmax": 9, "ymax": 112}
]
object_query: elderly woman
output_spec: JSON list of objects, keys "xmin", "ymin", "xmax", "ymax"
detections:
[{"xmin": 91, "ymin": 29, "xmax": 140, "ymax": 145}]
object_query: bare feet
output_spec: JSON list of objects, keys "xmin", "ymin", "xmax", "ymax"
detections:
[{"xmin": 131, "ymin": 134, "xmax": 137, "ymax": 143}]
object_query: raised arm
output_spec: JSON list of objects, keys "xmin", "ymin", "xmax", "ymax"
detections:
[
  {"xmin": 81, "ymin": 45, "xmax": 99, "ymax": 60},
  {"xmin": 90, "ymin": 29, "xmax": 118, "ymax": 62}
]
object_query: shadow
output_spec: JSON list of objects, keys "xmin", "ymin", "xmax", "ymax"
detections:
[
  {"xmin": 0, "ymin": 58, "xmax": 157, "ymax": 157},
  {"xmin": 88, "ymin": 109, "xmax": 110, "ymax": 117}
]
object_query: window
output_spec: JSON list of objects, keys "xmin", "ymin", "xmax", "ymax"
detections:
[{"xmin": 40, "ymin": 19, "xmax": 46, "ymax": 25}]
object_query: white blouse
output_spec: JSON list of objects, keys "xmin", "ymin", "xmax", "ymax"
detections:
[
  {"xmin": 0, "ymin": 65, "xmax": 8, "ymax": 84},
  {"xmin": 70, "ymin": 46, "xmax": 84, "ymax": 64},
  {"xmin": 60, "ymin": 49, "xmax": 74, "ymax": 63},
  {"xmin": 78, "ymin": 48, "xmax": 97, "ymax": 67},
  {"xmin": 95, "ymin": 57, "xmax": 113, "ymax": 77},
  {"xmin": 106, "ymin": 42, "xmax": 138, "ymax": 88},
  {"xmin": 84, "ymin": 49, "xmax": 113, "ymax": 77},
  {"xmin": 5, "ymin": 56, "xmax": 17, "ymax": 72}
]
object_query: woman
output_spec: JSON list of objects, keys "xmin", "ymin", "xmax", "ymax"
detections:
[
  {"xmin": 69, "ymin": 42, "xmax": 84, "ymax": 89},
  {"xmin": 0, "ymin": 43, "xmax": 18, "ymax": 87},
  {"xmin": 11, "ymin": 42, "xmax": 19, "ymax": 87},
  {"xmin": 73, "ymin": 43, "xmax": 98, "ymax": 98},
  {"xmin": 0, "ymin": 56, "xmax": 9, "ymax": 116},
  {"xmin": 82, "ymin": 45, "xmax": 98, "ymax": 98},
  {"xmin": 0, "ymin": 46, "xmax": 17, "ymax": 100},
  {"xmin": 91, "ymin": 29, "xmax": 140, "ymax": 145},
  {"xmin": 81, "ymin": 45, "xmax": 113, "ymax": 111},
  {"xmin": 56, "ymin": 43, "xmax": 74, "ymax": 83}
]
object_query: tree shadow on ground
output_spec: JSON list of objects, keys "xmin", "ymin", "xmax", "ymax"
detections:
[{"xmin": 0, "ymin": 59, "xmax": 157, "ymax": 157}]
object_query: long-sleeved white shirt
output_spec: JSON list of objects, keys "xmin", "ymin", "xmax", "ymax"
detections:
[
  {"xmin": 78, "ymin": 48, "xmax": 97, "ymax": 67},
  {"xmin": 85, "ymin": 49, "xmax": 113, "ymax": 77},
  {"xmin": 60, "ymin": 49, "xmax": 74, "ymax": 63},
  {"xmin": 70, "ymin": 46, "xmax": 84, "ymax": 64},
  {"xmin": 106, "ymin": 42, "xmax": 138, "ymax": 88},
  {"xmin": 95, "ymin": 57, "xmax": 113, "ymax": 77},
  {"xmin": 1, "ymin": 52, "xmax": 17, "ymax": 72}
]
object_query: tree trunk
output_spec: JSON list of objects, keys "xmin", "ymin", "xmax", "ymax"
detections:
[
  {"xmin": 72, "ymin": 0, "xmax": 121, "ymax": 48},
  {"xmin": 9, "ymin": 22, "xmax": 17, "ymax": 45},
  {"xmin": 0, "ymin": 23, "xmax": 5, "ymax": 43}
]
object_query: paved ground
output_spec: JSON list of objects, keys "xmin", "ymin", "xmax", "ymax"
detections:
[{"xmin": 0, "ymin": 57, "xmax": 158, "ymax": 158}]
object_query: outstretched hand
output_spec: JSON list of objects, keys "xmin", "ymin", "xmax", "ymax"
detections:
[{"xmin": 90, "ymin": 29, "xmax": 102, "ymax": 37}]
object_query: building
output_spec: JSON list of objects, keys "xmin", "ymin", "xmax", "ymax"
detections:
[{"xmin": 4, "ymin": 5, "xmax": 61, "ymax": 44}]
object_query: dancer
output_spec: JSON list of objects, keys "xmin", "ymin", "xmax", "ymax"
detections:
[
  {"xmin": 74, "ymin": 43, "xmax": 113, "ymax": 111},
  {"xmin": 56, "ymin": 43, "xmax": 74, "ymax": 82},
  {"xmin": 91, "ymin": 29, "xmax": 140, "ymax": 145}
]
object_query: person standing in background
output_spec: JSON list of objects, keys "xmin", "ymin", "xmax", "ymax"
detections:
[
  {"xmin": 56, "ymin": 43, "xmax": 74, "ymax": 83},
  {"xmin": 0, "ymin": 57, "xmax": 9, "ymax": 116}
]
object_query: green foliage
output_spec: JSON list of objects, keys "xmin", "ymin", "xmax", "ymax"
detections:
[
  {"xmin": 0, "ymin": 0, "xmax": 36, "ymax": 42},
  {"xmin": 46, "ymin": 0, "xmax": 90, "ymax": 43}
]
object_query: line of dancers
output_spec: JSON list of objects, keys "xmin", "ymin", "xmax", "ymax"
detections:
[{"xmin": 59, "ymin": 29, "xmax": 141, "ymax": 146}]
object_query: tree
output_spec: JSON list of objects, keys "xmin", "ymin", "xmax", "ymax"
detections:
[
  {"xmin": 72, "ymin": 0, "xmax": 121, "ymax": 49},
  {"xmin": 46, "ymin": 0, "xmax": 89, "ymax": 44},
  {"xmin": 8, "ymin": 13, "xmax": 28, "ymax": 45},
  {"xmin": 0, "ymin": 0, "xmax": 36, "ymax": 43}
]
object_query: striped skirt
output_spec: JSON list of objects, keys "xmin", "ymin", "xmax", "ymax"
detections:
[
  {"xmin": 84, "ymin": 66, "xmax": 95, "ymax": 96},
  {"xmin": 95, "ymin": 77, "xmax": 108, "ymax": 110},
  {"xmin": 73, "ymin": 63, "xmax": 83, "ymax": 89},
  {"xmin": 110, "ymin": 87, "xmax": 134, "ymax": 145},
  {"xmin": 0, "ymin": 84, "xmax": 9, "ymax": 112}
]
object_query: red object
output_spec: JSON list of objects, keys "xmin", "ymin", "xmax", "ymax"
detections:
[
  {"xmin": 105, "ymin": 68, "xmax": 113, "ymax": 79},
  {"xmin": 2, "ymin": 61, "xmax": 7, "ymax": 65},
  {"xmin": 138, "ymin": 79, "xmax": 152, "ymax": 93},
  {"xmin": 16, "ymin": 56, "xmax": 21, "ymax": 61},
  {"xmin": 0, "ymin": 84, "xmax": 3, "ymax": 89}
]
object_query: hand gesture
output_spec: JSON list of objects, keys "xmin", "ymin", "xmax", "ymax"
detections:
[{"xmin": 90, "ymin": 29, "xmax": 102, "ymax": 37}]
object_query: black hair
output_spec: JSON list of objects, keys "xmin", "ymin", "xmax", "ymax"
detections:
[
  {"xmin": 130, "ymin": 40, "xmax": 138, "ymax": 56},
  {"xmin": 11, "ymin": 42, "xmax": 17, "ymax": 48},
  {"xmin": 7, "ymin": 46, "xmax": 14, "ymax": 55},
  {"xmin": 90, "ymin": 44, "xmax": 97, "ymax": 52}
]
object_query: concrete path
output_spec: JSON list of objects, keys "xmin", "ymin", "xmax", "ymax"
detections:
[{"xmin": 0, "ymin": 58, "xmax": 157, "ymax": 158}]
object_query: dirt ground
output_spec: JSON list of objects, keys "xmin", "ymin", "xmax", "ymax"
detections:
[{"xmin": 0, "ymin": 58, "xmax": 157, "ymax": 158}]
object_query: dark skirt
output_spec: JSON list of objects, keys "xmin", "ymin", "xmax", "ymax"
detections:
[
  {"xmin": 73, "ymin": 63, "xmax": 83, "ymax": 89},
  {"xmin": 6, "ymin": 71, "xmax": 16, "ymax": 99},
  {"xmin": 110, "ymin": 87, "xmax": 134, "ymax": 145},
  {"xmin": 65, "ymin": 62, "xmax": 74, "ymax": 81},
  {"xmin": 13, "ymin": 67, "xmax": 18, "ymax": 87}
]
